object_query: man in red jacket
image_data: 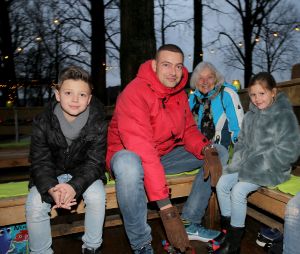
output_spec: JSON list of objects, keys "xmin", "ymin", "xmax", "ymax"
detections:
[{"xmin": 106, "ymin": 44, "xmax": 228, "ymax": 254}]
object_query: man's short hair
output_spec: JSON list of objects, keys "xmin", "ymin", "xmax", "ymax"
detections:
[
  {"xmin": 57, "ymin": 66, "xmax": 93, "ymax": 91},
  {"xmin": 155, "ymin": 44, "xmax": 184, "ymax": 60}
]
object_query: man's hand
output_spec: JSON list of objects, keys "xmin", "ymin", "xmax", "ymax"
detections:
[
  {"xmin": 159, "ymin": 206, "xmax": 192, "ymax": 252},
  {"xmin": 202, "ymin": 145, "xmax": 222, "ymax": 187}
]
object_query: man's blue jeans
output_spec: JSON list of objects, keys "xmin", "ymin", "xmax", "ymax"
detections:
[
  {"xmin": 216, "ymin": 172, "xmax": 260, "ymax": 227},
  {"xmin": 110, "ymin": 145, "xmax": 228, "ymax": 252},
  {"xmin": 284, "ymin": 191, "xmax": 300, "ymax": 254},
  {"xmin": 25, "ymin": 174, "xmax": 106, "ymax": 254}
]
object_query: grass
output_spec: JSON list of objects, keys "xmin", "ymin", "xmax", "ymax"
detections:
[{"xmin": 0, "ymin": 138, "xmax": 30, "ymax": 148}]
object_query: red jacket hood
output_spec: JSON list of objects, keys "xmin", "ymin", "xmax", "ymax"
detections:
[{"xmin": 136, "ymin": 60, "xmax": 189, "ymax": 98}]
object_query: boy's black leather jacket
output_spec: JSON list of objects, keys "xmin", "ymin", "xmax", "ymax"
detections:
[{"xmin": 29, "ymin": 96, "xmax": 107, "ymax": 203}]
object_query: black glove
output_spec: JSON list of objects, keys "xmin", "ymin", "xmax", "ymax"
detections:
[
  {"xmin": 202, "ymin": 145, "xmax": 222, "ymax": 187},
  {"xmin": 159, "ymin": 206, "xmax": 192, "ymax": 252}
]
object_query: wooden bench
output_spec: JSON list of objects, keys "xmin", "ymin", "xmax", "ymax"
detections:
[
  {"xmin": 0, "ymin": 174, "xmax": 212, "ymax": 237},
  {"xmin": 0, "ymin": 78, "xmax": 299, "ymax": 237},
  {"xmin": 0, "ymin": 147, "xmax": 30, "ymax": 168}
]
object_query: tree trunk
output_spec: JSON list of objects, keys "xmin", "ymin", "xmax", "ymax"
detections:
[
  {"xmin": 0, "ymin": 0, "xmax": 16, "ymax": 81},
  {"xmin": 0, "ymin": 0, "xmax": 16, "ymax": 106},
  {"xmin": 120, "ymin": 0, "xmax": 156, "ymax": 89},
  {"xmin": 193, "ymin": 0, "xmax": 203, "ymax": 69},
  {"xmin": 91, "ymin": 0, "xmax": 107, "ymax": 104}
]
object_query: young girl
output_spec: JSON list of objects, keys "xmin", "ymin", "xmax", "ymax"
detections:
[{"xmin": 213, "ymin": 72, "xmax": 300, "ymax": 254}]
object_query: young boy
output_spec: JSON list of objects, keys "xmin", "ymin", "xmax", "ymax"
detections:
[{"xmin": 25, "ymin": 66, "xmax": 107, "ymax": 254}]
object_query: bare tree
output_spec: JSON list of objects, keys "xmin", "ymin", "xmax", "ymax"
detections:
[
  {"xmin": 253, "ymin": 3, "xmax": 300, "ymax": 77},
  {"xmin": 193, "ymin": 0, "xmax": 203, "ymax": 68},
  {"xmin": 207, "ymin": 0, "xmax": 286, "ymax": 87},
  {"xmin": 0, "ymin": 0, "xmax": 16, "ymax": 81},
  {"xmin": 155, "ymin": 0, "xmax": 192, "ymax": 46},
  {"xmin": 90, "ymin": 0, "xmax": 107, "ymax": 104},
  {"xmin": 120, "ymin": 0, "xmax": 156, "ymax": 88}
]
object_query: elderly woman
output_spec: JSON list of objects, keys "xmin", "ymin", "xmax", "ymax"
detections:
[{"xmin": 189, "ymin": 61, "xmax": 244, "ymax": 149}]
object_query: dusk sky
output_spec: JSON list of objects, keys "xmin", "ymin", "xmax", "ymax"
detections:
[{"xmin": 106, "ymin": 0, "xmax": 300, "ymax": 88}]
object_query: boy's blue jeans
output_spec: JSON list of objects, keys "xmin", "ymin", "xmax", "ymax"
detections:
[
  {"xmin": 284, "ymin": 191, "xmax": 300, "ymax": 254},
  {"xmin": 25, "ymin": 174, "xmax": 106, "ymax": 254},
  {"xmin": 110, "ymin": 145, "xmax": 228, "ymax": 252},
  {"xmin": 216, "ymin": 172, "xmax": 260, "ymax": 227}
]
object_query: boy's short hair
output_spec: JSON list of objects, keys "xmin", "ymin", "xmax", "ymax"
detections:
[
  {"xmin": 155, "ymin": 44, "xmax": 184, "ymax": 61},
  {"xmin": 57, "ymin": 66, "xmax": 93, "ymax": 91}
]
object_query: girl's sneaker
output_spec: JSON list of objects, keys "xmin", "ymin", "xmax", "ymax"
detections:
[{"xmin": 256, "ymin": 227, "xmax": 283, "ymax": 249}]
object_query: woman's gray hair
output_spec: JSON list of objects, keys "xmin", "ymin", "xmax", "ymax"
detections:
[{"xmin": 190, "ymin": 61, "xmax": 225, "ymax": 89}]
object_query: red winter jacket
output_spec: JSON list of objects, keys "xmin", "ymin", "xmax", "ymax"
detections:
[{"xmin": 106, "ymin": 60, "xmax": 210, "ymax": 201}]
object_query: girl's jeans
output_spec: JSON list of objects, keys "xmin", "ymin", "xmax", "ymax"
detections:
[
  {"xmin": 110, "ymin": 144, "xmax": 228, "ymax": 252},
  {"xmin": 284, "ymin": 191, "xmax": 300, "ymax": 254},
  {"xmin": 25, "ymin": 174, "xmax": 106, "ymax": 254},
  {"xmin": 216, "ymin": 172, "xmax": 260, "ymax": 227}
]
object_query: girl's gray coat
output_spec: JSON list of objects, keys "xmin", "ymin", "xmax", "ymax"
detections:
[{"xmin": 224, "ymin": 92, "xmax": 300, "ymax": 186}]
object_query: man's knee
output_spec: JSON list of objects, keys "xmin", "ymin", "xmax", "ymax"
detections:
[{"xmin": 111, "ymin": 150, "xmax": 143, "ymax": 180}]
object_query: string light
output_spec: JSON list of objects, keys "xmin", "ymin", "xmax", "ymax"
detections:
[
  {"xmin": 53, "ymin": 19, "xmax": 60, "ymax": 25},
  {"xmin": 232, "ymin": 80, "xmax": 241, "ymax": 90},
  {"xmin": 238, "ymin": 42, "xmax": 243, "ymax": 47},
  {"xmin": 273, "ymin": 32, "xmax": 279, "ymax": 37},
  {"xmin": 255, "ymin": 36, "xmax": 260, "ymax": 42}
]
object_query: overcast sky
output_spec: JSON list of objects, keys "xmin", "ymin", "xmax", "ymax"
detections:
[{"xmin": 106, "ymin": 0, "xmax": 300, "ymax": 88}]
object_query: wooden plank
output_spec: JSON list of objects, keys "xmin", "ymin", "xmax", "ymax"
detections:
[
  {"xmin": 50, "ymin": 203, "xmax": 184, "ymax": 237},
  {"xmin": 0, "ymin": 106, "xmax": 114, "ymax": 137},
  {"xmin": 247, "ymin": 207, "xmax": 283, "ymax": 231},
  {"xmin": 247, "ymin": 189, "xmax": 291, "ymax": 219},
  {"xmin": 0, "ymin": 147, "xmax": 30, "ymax": 168},
  {"xmin": 238, "ymin": 78, "xmax": 300, "ymax": 110},
  {"xmin": 0, "ymin": 177, "xmax": 195, "ymax": 227}
]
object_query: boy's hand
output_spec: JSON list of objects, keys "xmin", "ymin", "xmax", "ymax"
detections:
[
  {"xmin": 48, "ymin": 187, "xmax": 62, "ymax": 207},
  {"xmin": 52, "ymin": 183, "xmax": 77, "ymax": 210}
]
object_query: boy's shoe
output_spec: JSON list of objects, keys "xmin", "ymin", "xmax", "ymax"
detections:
[
  {"xmin": 82, "ymin": 247, "xmax": 101, "ymax": 254},
  {"xmin": 185, "ymin": 223, "xmax": 220, "ymax": 242},
  {"xmin": 135, "ymin": 244, "xmax": 154, "ymax": 254},
  {"xmin": 256, "ymin": 227, "xmax": 283, "ymax": 249}
]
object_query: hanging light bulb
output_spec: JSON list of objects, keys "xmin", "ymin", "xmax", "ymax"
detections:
[
  {"xmin": 273, "ymin": 32, "xmax": 279, "ymax": 37},
  {"xmin": 255, "ymin": 36, "xmax": 260, "ymax": 42},
  {"xmin": 53, "ymin": 19, "xmax": 60, "ymax": 25},
  {"xmin": 232, "ymin": 80, "xmax": 241, "ymax": 90},
  {"xmin": 238, "ymin": 42, "xmax": 243, "ymax": 47}
]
